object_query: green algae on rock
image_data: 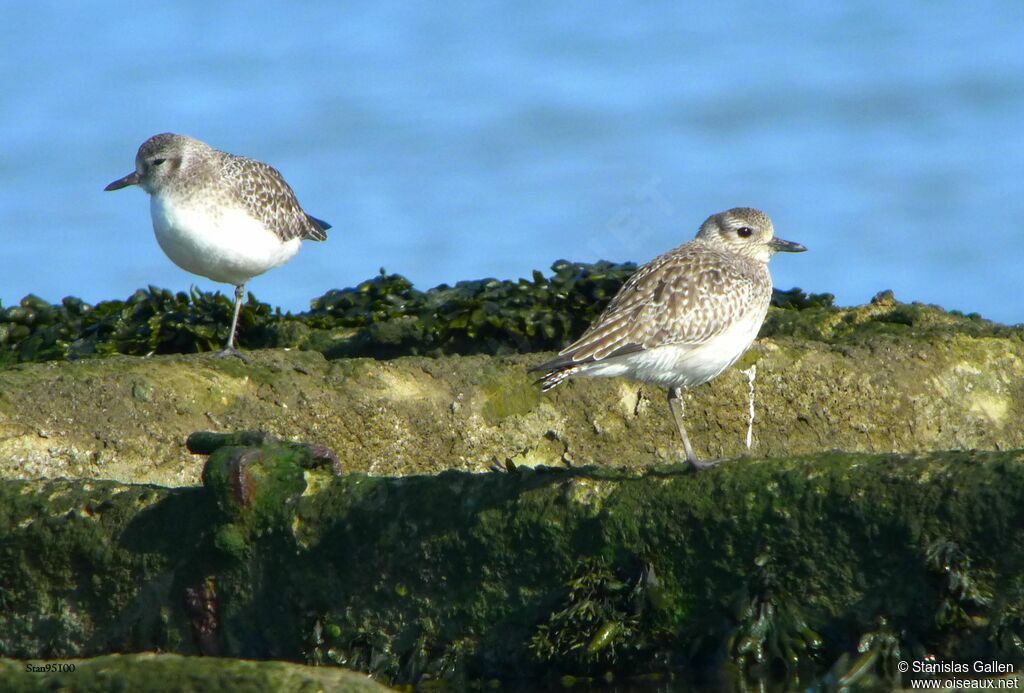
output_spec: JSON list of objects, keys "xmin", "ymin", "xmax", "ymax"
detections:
[
  {"xmin": 2, "ymin": 438, "xmax": 1024, "ymax": 689},
  {"xmin": 0, "ymin": 653, "xmax": 391, "ymax": 692},
  {"xmin": 196, "ymin": 432, "xmax": 340, "ymax": 561},
  {"xmin": 0, "ymin": 262, "xmax": 838, "ymax": 366},
  {"xmin": 2, "ymin": 324, "xmax": 1024, "ymax": 485}
]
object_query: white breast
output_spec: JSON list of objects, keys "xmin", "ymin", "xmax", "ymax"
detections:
[{"xmin": 150, "ymin": 194, "xmax": 301, "ymax": 286}]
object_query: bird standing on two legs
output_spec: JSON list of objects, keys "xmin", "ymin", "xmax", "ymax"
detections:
[
  {"xmin": 533, "ymin": 207, "xmax": 805, "ymax": 469},
  {"xmin": 105, "ymin": 133, "xmax": 329, "ymax": 355}
]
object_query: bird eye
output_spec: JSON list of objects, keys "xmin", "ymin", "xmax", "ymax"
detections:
[
  {"xmin": 152, "ymin": 158, "xmax": 166, "ymax": 166},
  {"xmin": 737, "ymin": 226, "xmax": 754, "ymax": 238}
]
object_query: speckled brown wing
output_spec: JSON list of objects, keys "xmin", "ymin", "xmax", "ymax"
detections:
[
  {"xmin": 538, "ymin": 243, "xmax": 769, "ymax": 371},
  {"xmin": 225, "ymin": 156, "xmax": 328, "ymax": 242},
  {"xmin": 633, "ymin": 249, "xmax": 768, "ymax": 350}
]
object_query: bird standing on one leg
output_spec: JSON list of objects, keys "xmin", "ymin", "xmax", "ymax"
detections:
[
  {"xmin": 532, "ymin": 207, "xmax": 805, "ymax": 469},
  {"xmin": 105, "ymin": 133, "xmax": 329, "ymax": 355}
]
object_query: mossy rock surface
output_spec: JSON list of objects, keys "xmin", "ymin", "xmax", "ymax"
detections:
[
  {"xmin": 2, "ymin": 269, "xmax": 1023, "ymax": 689},
  {"xmin": 1, "ymin": 316, "xmax": 1022, "ymax": 485},
  {"xmin": 2, "ymin": 443, "xmax": 1023, "ymax": 689},
  {"xmin": 2, "ymin": 266, "xmax": 1019, "ymax": 487},
  {"xmin": 0, "ymin": 653, "xmax": 391, "ymax": 692}
]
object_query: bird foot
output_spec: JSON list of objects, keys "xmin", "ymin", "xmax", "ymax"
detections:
[
  {"xmin": 687, "ymin": 457, "xmax": 723, "ymax": 471},
  {"xmin": 209, "ymin": 346, "xmax": 250, "ymax": 363}
]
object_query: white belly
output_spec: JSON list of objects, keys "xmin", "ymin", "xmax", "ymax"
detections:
[
  {"xmin": 150, "ymin": 194, "xmax": 301, "ymax": 286},
  {"xmin": 576, "ymin": 311, "xmax": 765, "ymax": 389}
]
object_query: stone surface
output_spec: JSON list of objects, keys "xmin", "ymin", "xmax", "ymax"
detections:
[
  {"xmin": 0, "ymin": 307, "xmax": 1022, "ymax": 486},
  {"xmin": 2, "ymin": 293, "xmax": 1023, "ymax": 689},
  {"xmin": 0, "ymin": 653, "xmax": 391, "ymax": 692},
  {"xmin": 2, "ymin": 444, "xmax": 1023, "ymax": 688}
]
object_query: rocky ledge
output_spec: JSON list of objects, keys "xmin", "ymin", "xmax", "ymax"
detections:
[
  {"xmin": 1, "ymin": 274, "xmax": 1022, "ymax": 690},
  {"xmin": 1, "ymin": 437, "xmax": 1022, "ymax": 689},
  {"xmin": 1, "ymin": 291, "xmax": 1021, "ymax": 486}
]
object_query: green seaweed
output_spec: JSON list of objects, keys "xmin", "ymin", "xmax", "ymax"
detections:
[
  {"xmin": 0, "ymin": 262, "xmax": 845, "ymax": 367},
  {"xmin": 527, "ymin": 556, "xmax": 640, "ymax": 669},
  {"xmin": 726, "ymin": 551, "xmax": 823, "ymax": 681},
  {"xmin": 4, "ymin": 439, "xmax": 1024, "ymax": 689},
  {"xmin": 0, "ymin": 287, "xmax": 281, "ymax": 367}
]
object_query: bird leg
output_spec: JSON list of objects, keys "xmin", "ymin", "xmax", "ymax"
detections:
[
  {"xmin": 227, "ymin": 284, "xmax": 245, "ymax": 350},
  {"xmin": 212, "ymin": 284, "xmax": 246, "ymax": 359},
  {"xmin": 668, "ymin": 387, "xmax": 720, "ymax": 470}
]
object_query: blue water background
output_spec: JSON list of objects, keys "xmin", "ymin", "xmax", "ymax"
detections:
[{"xmin": 2, "ymin": 2, "xmax": 1023, "ymax": 323}]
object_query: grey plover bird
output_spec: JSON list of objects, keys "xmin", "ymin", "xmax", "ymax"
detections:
[
  {"xmin": 104, "ymin": 133, "xmax": 329, "ymax": 354},
  {"xmin": 533, "ymin": 207, "xmax": 805, "ymax": 469}
]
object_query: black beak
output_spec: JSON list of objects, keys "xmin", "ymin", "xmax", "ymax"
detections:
[
  {"xmin": 770, "ymin": 237, "xmax": 807, "ymax": 253},
  {"xmin": 104, "ymin": 171, "xmax": 140, "ymax": 191}
]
